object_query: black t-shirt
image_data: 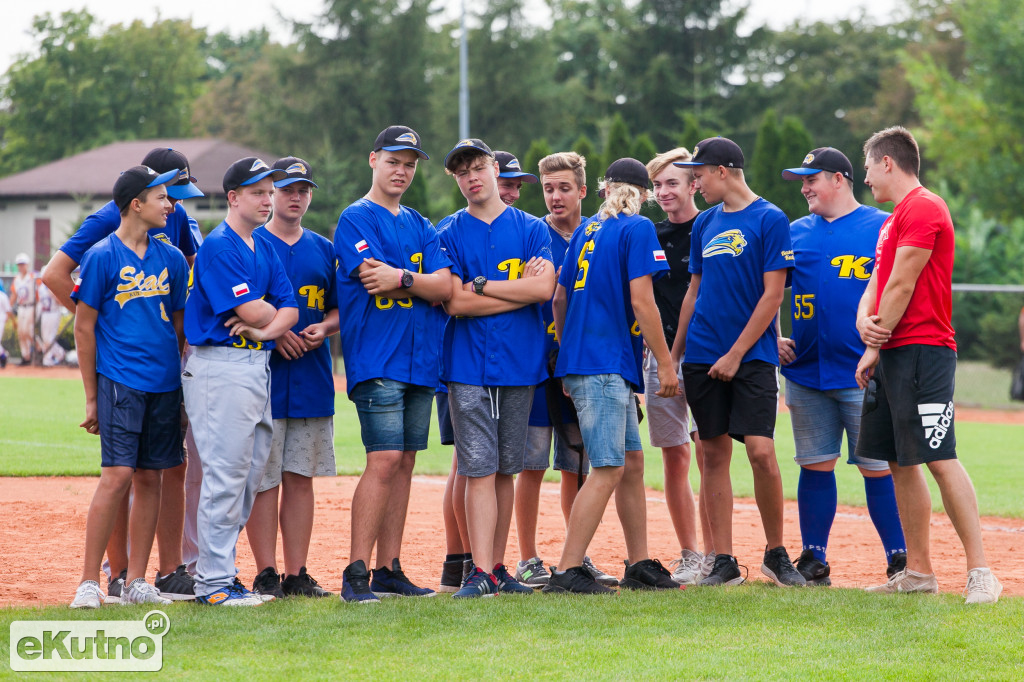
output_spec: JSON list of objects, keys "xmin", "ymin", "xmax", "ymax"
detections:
[{"xmin": 652, "ymin": 216, "xmax": 697, "ymax": 348}]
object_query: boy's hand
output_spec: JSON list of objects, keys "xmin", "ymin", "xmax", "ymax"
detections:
[
  {"xmin": 81, "ymin": 398, "xmax": 99, "ymax": 435},
  {"xmin": 275, "ymin": 330, "xmax": 306, "ymax": 360},
  {"xmin": 301, "ymin": 323, "xmax": 327, "ymax": 350}
]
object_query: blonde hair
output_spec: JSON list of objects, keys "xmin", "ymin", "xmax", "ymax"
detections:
[
  {"xmin": 646, "ymin": 147, "xmax": 692, "ymax": 182},
  {"xmin": 598, "ymin": 181, "xmax": 650, "ymax": 220},
  {"xmin": 538, "ymin": 151, "xmax": 587, "ymax": 189}
]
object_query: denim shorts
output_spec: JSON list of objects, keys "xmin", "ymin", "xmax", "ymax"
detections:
[
  {"xmin": 784, "ymin": 379, "xmax": 889, "ymax": 471},
  {"xmin": 523, "ymin": 424, "xmax": 589, "ymax": 475},
  {"xmin": 350, "ymin": 378, "xmax": 433, "ymax": 453},
  {"xmin": 97, "ymin": 374, "xmax": 184, "ymax": 470},
  {"xmin": 563, "ymin": 374, "xmax": 642, "ymax": 469}
]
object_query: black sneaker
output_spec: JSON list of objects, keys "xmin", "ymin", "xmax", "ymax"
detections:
[
  {"xmin": 796, "ymin": 549, "xmax": 831, "ymax": 587},
  {"xmin": 439, "ymin": 554, "xmax": 468, "ymax": 593},
  {"xmin": 620, "ymin": 558, "xmax": 681, "ymax": 590},
  {"xmin": 154, "ymin": 564, "xmax": 196, "ymax": 600},
  {"xmin": 341, "ymin": 560, "xmax": 380, "ymax": 603},
  {"xmin": 542, "ymin": 566, "xmax": 616, "ymax": 595},
  {"xmin": 281, "ymin": 567, "xmax": 331, "ymax": 598},
  {"xmin": 699, "ymin": 554, "xmax": 745, "ymax": 586},
  {"xmin": 370, "ymin": 559, "xmax": 436, "ymax": 597},
  {"xmin": 761, "ymin": 546, "xmax": 807, "ymax": 587},
  {"xmin": 886, "ymin": 552, "xmax": 907, "ymax": 579},
  {"xmin": 252, "ymin": 566, "xmax": 285, "ymax": 600},
  {"xmin": 105, "ymin": 569, "xmax": 127, "ymax": 604}
]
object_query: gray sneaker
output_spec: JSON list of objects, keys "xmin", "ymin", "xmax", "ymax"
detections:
[
  {"xmin": 669, "ymin": 549, "xmax": 704, "ymax": 585},
  {"xmin": 582, "ymin": 556, "xmax": 619, "ymax": 587},
  {"xmin": 105, "ymin": 569, "xmax": 127, "ymax": 605},
  {"xmin": 865, "ymin": 568, "xmax": 938, "ymax": 594},
  {"xmin": 963, "ymin": 568, "xmax": 1002, "ymax": 604},
  {"xmin": 70, "ymin": 580, "xmax": 104, "ymax": 609},
  {"xmin": 121, "ymin": 578, "xmax": 172, "ymax": 605},
  {"xmin": 514, "ymin": 557, "xmax": 551, "ymax": 587},
  {"xmin": 699, "ymin": 552, "xmax": 716, "ymax": 580}
]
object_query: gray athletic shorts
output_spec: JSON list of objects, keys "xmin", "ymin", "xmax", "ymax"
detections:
[
  {"xmin": 524, "ymin": 424, "xmax": 589, "ymax": 475},
  {"xmin": 257, "ymin": 417, "xmax": 337, "ymax": 493},
  {"xmin": 448, "ymin": 383, "xmax": 534, "ymax": 478},
  {"xmin": 643, "ymin": 351, "xmax": 696, "ymax": 448}
]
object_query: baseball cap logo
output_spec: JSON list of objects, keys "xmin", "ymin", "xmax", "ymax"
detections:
[
  {"xmin": 146, "ymin": 167, "xmax": 157, "ymax": 176},
  {"xmin": 249, "ymin": 159, "xmax": 269, "ymax": 172},
  {"xmin": 285, "ymin": 162, "xmax": 307, "ymax": 175},
  {"xmin": 176, "ymin": 168, "xmax": 190, "ymax": 181},
  {"xmin": 507, "ymin": 158, "xmax": 521, "ymax": 170},
  {"xmin": 803, "ymin": 153, "xmax": 815, "ymax": 164},
  {"xmin": 456, "ymin": 139, "xmax": 474, "ymax": 148},
  {"xmin": 692, "ymin": 145, "xmax": 700, "ymax": 156},
  {"xmin": 396, "ymin": 132, "xmax": 418, "ymax": 145}
]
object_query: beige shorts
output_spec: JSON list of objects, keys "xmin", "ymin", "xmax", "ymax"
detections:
[{"xmin": 257, "ymin": 417, "xmax": 337, "ymax": 492}]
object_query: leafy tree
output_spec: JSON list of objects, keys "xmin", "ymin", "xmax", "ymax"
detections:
[
  {"xmin": 519, "ymin": 139, "xmax": 552, "ymax": 217},
  {"xmin": 630, "ymin": 133, "xmax": 660, "ymax": 221},
  {"xmin": 603, "ymin": 113, "xmax": 632, "ymax": 171},
  {"xmin": 572, "ymin": 134, "xmax": 601, "ymax": 219}
]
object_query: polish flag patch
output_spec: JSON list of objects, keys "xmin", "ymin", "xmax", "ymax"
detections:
[
  {"xmin": 355, "ymin": 240, "xmax": 369, "ymax": 253},
  {"xmin": 653, "ymin": 250, "xmax": 667, "ymax": 262},
  {"xmin": 232, "ymin": 283, "xmax": 250, "ymax": 298}
]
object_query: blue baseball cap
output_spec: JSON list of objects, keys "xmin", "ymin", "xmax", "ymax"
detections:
[
  {"xmin": 495, "ymin": 151, "xmax": 538, "ymax": 183},
  {"xmin": 113, "ymin": 165, "xmax": 180, "ymax": 212},
  {"xmin": 272, "ymin": 156, "xmax": 319, "ymax": 188},
  {"xmin": 374, "ymin": 125, "xmax": 429, "ymax": 160},
  {"xmin": 142, "ymin": 147, "xmax": 204, "ymax": 200},
  {"xmin": 782, "ymin": 147, "xmax": 854, "ymax": 181},
  {"xmin": 223, "ymin": 157, "xmax": 288, "ymax": 193}
]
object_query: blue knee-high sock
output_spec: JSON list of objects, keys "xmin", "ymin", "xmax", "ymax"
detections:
[
  {"xmin": 864, "ymin": 474, "xmax": 906, "ymax": 562},
  {"xmin": 798, "ymin": 468, "xmax": 837, "ymax": 562}
]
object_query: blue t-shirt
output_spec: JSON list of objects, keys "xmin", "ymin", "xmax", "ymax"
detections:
[
  {"xmin": 254, "ymin": 226, "xmax": 338, "ymax": 418},
  {"xmin": 529, "ymin": 216, "xmax": 587, "ymax": 427},
  {"xmin": 334, "ymin": 198, "xmax": 451, "ymax": 395},
  {"xmin": 61, "ymin": 201, "xmax": 198, "ymax": 264},
  {"xmin": 554, "ymin": 213, "xmax": 669, "ymax": 391},
  {"xmin": 184, "ymin": 222, "xmax": 297, "ymax": 349},
  {"xmin": 781, "ymin": 205, "xmax": 888, "ymax": 390},
  {"xmin": 440, "ymin": 206, "xmax": 552, "ymax": 387},
  {"xmin": 72, "ymin": 233, "xmax": 188, "ymax": 392},
  {"xmin": 685, "ymin": 198, "xmax": 794, "ymax": 366}
]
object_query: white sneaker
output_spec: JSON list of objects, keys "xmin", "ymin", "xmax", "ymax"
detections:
[
  {"xmin": 669, "ymin": 549, "xmax": 704, "ymax": 585},
  {"xmin": 699, "ymin": 552, "xmax": 716, "ymax": 580},
  {"xmin": 121, "ymin": 578, "xmax": 173, "ymax": 605},
  {"xmin": 964, "ymin": 567, "xmax": 1002, "ymax": 604},
  {"xmin": 865, "ymin": 568, "xmax": 938, "ymax": 594},
  {"xmin": 70, "ymin": 580, "xmax": 104, "ymax": 609}
]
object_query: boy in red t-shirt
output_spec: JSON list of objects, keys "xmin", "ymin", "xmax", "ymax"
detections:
[{"xmin": 853, "ymin": 126, "xmax": 1000, "ymax": 604}]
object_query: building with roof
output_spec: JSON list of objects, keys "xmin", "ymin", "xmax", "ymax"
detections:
[{"xmin": 0, "ymin": 138, "xmax": 279, "ymax": 272}]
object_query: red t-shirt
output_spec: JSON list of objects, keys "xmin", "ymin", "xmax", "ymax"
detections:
[{"xmin": 874, "ymin": 186, "xmax": 956, "ymax": 351}]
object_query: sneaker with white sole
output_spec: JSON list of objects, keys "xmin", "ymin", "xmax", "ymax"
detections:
[
  {"xmin": 669, "ymin": 549, "xmax": 705, "ymax": 585},
  {"xmin": 582, "ymin": 556, "xmax": 619, "ymax": 587},
  {"xmin": 700, "ymin": 552, "xmax": 716, "ymax": 581},
  {"xmin": 154, "ymin": 564, "xmax": 195, "ymax": 601},
  {"xmin": 121, "ymin": 578, "xmax": 172, "ymax": 605},
  {"xmin": 865, "ymin": 568, "xmax": 938, "ymax": 594},
  {"xmin": 105, "ymin": 569, "xmax": 127, "ymax": 605},
  {"xmin": 760, "ymin": 546, "xmax": 806, "ymax": 587},
  {"xmin": 197, "ymin": 582, "xmax": 264, "ymax": 606},
  {"xmin": 514, "ymin": 557, "xmax": 550, "ymax": 588},
  {"xmin": 699, "ymin": 553, "xmax": 745, "ymax": 586},
  {"xmin": 70, "ymin": 580, "xmax": 104, "ymax": 609},
  {"xmin": 963, "ymin": 567, "xmax": 1002, "ymax": 604}
]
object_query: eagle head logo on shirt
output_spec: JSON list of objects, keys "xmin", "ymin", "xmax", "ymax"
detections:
[
  {"xmin": 702, "ymin": 229, "xmax": 748, "ymax": 258},
  {"xmin": 584, "ymin": 221, "xmax": 602, "ymax": 236}
]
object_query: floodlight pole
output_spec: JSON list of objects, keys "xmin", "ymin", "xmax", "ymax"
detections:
[{"xmin": 459, "ymin": 0, "xmax": 469, "ymax": 139}]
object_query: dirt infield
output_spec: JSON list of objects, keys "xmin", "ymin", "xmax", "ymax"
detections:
[{"xmin": 3, "ymin": 474, "xmax": 1022, "ymax": 606}]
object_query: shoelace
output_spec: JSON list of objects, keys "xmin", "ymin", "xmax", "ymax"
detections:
[
  {"xmin": 669, "ymin": 554, "xmax": 703, "ymax": 573},
  {"xmin": 964, "ymin": 570, "xmax": 994, "ymax": 597},
  {"xmin": 583, "ymin": 557, "xmax": 607, "ymax": 577}
]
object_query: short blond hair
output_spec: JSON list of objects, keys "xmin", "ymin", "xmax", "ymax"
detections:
[
  {"xmin": 646, "ymin": 147, "xmax": 692, "ymax": 182},
  {"xmin": 538, "ymin": 152, "xmax": 586, "ymax": 189}
]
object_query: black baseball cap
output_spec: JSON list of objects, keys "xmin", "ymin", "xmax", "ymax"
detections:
[
  {"xmin": 223, "ymin": 157, "xmax": 287, "ymax": 193},
  {"xmin": 142, "ymin": 147, "xmax": 204, "ymax": 200},
  {"xmin": 495, "ymin": 151, "xmax": 538, "ymax": 183},
  {"xmin": 674, "ymin": 137, "xmax": 745, "ymax": 169},
  {"xmin": 374, "ymin": 125, "xmax": 429, "ymax": 160},
  {"xmin": 444, "ymin": 138, "xmax": 494, "ymax": 172},
  {"xmin": 782, "ymin": 147, "xmax": 854, "ymax": 181},
  {"xmin": 599, "ymin": 157, "xmax": 650, "ymax": 197},
  {"xmin": 113, "ymin": 165, "xmax": 179, "ymax": 212},
  {"xmin": 272, "ymin": 156, "xmax": 318, "ymax": 188}
]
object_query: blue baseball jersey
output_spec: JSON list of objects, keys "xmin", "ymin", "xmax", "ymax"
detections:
[
  {"xmin": 61, "ymin": 201, "xmax": 197, "ymax": 264},
  {"xmin": 334, "ymin": 198, "xmax": 451, "ymax": 395},
  {"xmin": 554, "ymin": 213, "xmax": 669, "ymax": 391},
  {"xmin": 254, "ymin": 226, "xmax": 338, "ymax": 418},
  {"xmin": 781, "ymin": 205, "xmax": 888, "ymax": 390},
  {"xmin": 685, "ymin": 199, "xmax": 794, "ymax": 366},
  {"xmin": 440, "ymin": 206, "xmax": 552, "ymax": 387},
  {"xmin": 529, "ymin": 216, "xmax": 587, "ymax": 426},
  {"xmin": 72, "ymin": 233, "xmax": 188, "ymax": 392},
  {"xmin": 184, "ymin": 222, "xmax": 297, "ymax": 349}
]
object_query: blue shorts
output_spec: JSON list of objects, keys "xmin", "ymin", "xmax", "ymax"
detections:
[
  {"xmin": 563, "ymin": 374, "xmax": 641, "ymax": 469},
  {"xmin": 97, "ymin": 374, "xmax": 184, "ymax": 470},
  {"xmin": 350, "ymin": 379, "xmax": 433, "ymax": 453},
  {"xmin": 435, "ymin": 390, "xmax": 455, "ymax": 446},
  {"xmin": 784, "ymin": 379, "xmax": 889, "ymax": 472},
  {"xmin": 524, "ymin": 424, "xmax": 589, "ymax": 475}
]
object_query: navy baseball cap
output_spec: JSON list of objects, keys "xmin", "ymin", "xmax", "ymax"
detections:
[
  {"xmin": 142, "ymin": 147, "xmax": 204, "ymax": 200},
  {"xmin": 113, "ymin": 165, "xmax": 180, "ymax": 212},
  {"xmin": 223, "ymin": 157, "xmax": 287, "ymax": 193},
  {"xmin": 782, "ymin": 147, "xmax": 854, "ymax": 181},
  {"xmin": 599, "ymin": 157, "xmax": 650, "ymax": 197},
  {"xmin": 495, "ymin": 151, "xmax": 538, "ymax": 183},
  {"xmin": 674, "ymin": 137, "xmax": 745, "ymax": 169},
  {"xmin": 272, "ymin": 156, "xmax": 318, "ymax": 188},
  {"xmin": 444, "ymin": 138, "xmax": 494, "ymax": 172},
  {"xmin": 374, "ymin": 125, "xmax": 429, "ymax": 160}
]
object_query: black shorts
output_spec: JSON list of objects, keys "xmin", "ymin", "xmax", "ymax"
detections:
[
  {"xmin": 98, "ymin": 374, "xmax": 184, "ymax": 470},
  {"xmin": 436, "ymin": 390, "xmax": 455, "ymax": 446},
  {"xmin": 856, "ymin": 345, "xmax": 957, "ymax": 466},
  {"xmin": 682, "ymin": 360, "xmax": 778, "ymax": 442}
]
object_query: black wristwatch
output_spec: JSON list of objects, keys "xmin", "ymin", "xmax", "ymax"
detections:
[
  {"xmin": 400, "ymin": 269, "xmax": 414, "ymax": 289},
  {"xmin": 473, "ymin": 275, "xmax": 487, "ymax": 295}
]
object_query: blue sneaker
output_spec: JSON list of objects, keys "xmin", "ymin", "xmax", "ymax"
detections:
[
  {"xmin": 196, "ymin": 582, "xmax": 263, "ymax": 607},
  {"xmin": 493, "ymin": 564, "xmax": 533, "ymax": 594},
  {"xmin": 370, "ymin": 559, "xmax": 436, "ymax": 597},
  {"xmin": 341, "ymin": 560, "xmax": 381, "ymax": 603},
  {"xmin": 453, "ymin": 567, "xmax": 498, "ymax": 599}
]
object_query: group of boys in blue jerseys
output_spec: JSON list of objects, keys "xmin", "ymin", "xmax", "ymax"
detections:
[{"xmin": 66, "ymin": 123, "xmax": 1000, "ymax": 607}]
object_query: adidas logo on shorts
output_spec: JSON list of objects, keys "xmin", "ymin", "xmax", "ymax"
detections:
[{"xmin": 918, "ymin": 401, "xmax": 954, "ymax": 450}]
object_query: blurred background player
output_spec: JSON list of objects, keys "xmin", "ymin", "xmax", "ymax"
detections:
[
  {"xmin": 35, "ymin": 268, "xmax": 67, "ymax": 366},
  {"xmin": 12, "ymin": 253, "xmax": 36, "ymax": 365},
  {"xmin": 778, "ymin": 147, "xmax": 906, "ymax": 586},
  {"xmin": 246, "ymin": 157, "xmax": 337, "ymax": 599},
  {"xmin": 0, "ymin": 283, "xmax": 11, "ymax": 368},
  {"xmin": 644, "ymin": 148, "xmax": 713, "ymax": 585}
]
